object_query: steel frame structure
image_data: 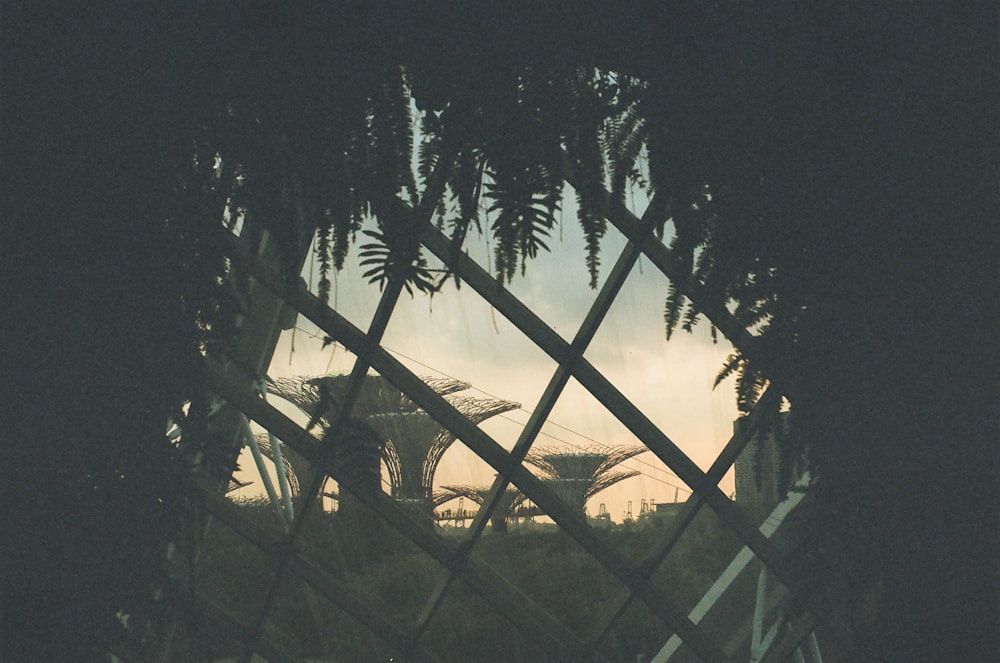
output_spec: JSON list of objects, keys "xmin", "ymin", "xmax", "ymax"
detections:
[
  {"xmin": 263, "ymin": 373, "xmax": 518, "ymax": 513},
  {"xmin": 147, "ymin": 154, "xmax": 831, "ymax": 663}
]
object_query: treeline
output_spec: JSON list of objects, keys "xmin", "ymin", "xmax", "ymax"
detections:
[{"xmin": 188, "ymin": 499, "xmax": 741, "ymax": 662}]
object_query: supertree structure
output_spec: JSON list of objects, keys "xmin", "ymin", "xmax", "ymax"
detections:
[
  {"xmin": 524, "ymin": 445, "xmax": 647, "ymax": 514},
  {"xmin": 266, "ymin": 374, "xmax": 519, "ymax": 516},
  {"xmin": 268, "ymin": 375, "xmax": 471, "ymax": 422},
  {"xmin": 434, "ymin": 484, "xmax": 528, "ymax": 533}
]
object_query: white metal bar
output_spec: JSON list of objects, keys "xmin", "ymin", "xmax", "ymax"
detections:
[
  {"xmin": 268, "ymin": 429, "xmax": 295, "ymax": 521},
  {"xmin": 244, "ymin": 419, "xmax": 289, "ymax": 530},
  {"xmin": 805, "ymin": 632, "xmax": 823, "ymax": 663},
  {"xmin": 650, "ymin": 474, "xmax": 811, "ymax": 663},
  {"xmin": 751, "ymin": 567, "xmax": 769, "ymax": 657},
  {"xmin": 757, "ymin": 616, "xmax": 782, "ymax": 662}
]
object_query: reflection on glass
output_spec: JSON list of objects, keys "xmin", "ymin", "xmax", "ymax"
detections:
[
  {"xmin": 595, "ymin": 597, "xmax": 675, "ymax": 663},
  {"xmin": 728, "ymin": 408, "xmax": 814, "ymax": 536},
  {"xmin": 421, "ymin": 581, "xmax": 552, "ymax": 663},
  {"xmin": 648, "ymin": 507, "xmax": 744, "ymax": 618},
  {"xmin": 466, "ymin": 524, "xmax": 627, "ymax": 643},
  {"xmin": 194, "ymin": 516, "xmax": 279, "ymax": 624},
  {"xmin": 263, "ymin": 572, "xmax": 400, "ymax": 661},
  {"xmin": 644, "ymin": 556, "xmax": 794, "ymax": 663}
]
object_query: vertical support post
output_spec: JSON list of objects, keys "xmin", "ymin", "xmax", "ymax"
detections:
[
  {"xmin": 750, "ymin": 565, "xmax": 784, "ymax": 662},
  {"xmin": 268, "ymin": 429, "xmax": 295, "ymax": 521},
  {"xmin": 245, "ymin": 422, "xmax": 290, "ymax": 530},
  {"xmin": 751, "ymin": 566, "xmax": 769, "ymax": 658},
  {"xmin": 804, "ymin": 632, "xmax": 823, "ymax": 663}
]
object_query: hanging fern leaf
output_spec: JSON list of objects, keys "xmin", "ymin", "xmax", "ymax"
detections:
[
  {"xmin": 608, "ymin": 104, "xmax": 646, "ymax": 207},
  {"xmin": 735, "ymin": 362, "xmax": 769, "ymax": 414},
  {"xmin": 681, "ymin": 299, "xmax": 702, "ymax": 333},
  {"xmin": 418, "ymin": 112, "xmax": 442, "ymax": 188},
  {"xmin": 315, "ymin": 216, "xmax": 333, "ymax": 304},
  {"xmin": 362, "ymin": 66, "xmax": 417, "ymax": 211},
  {"xmin": 571, "ymin": 139, "xmax": 607, "ymax": 288},
  {"xmin": 442, "ymin": 147, "xmax": 486, "ymax": 287},
  {"xmin": 358, "ymin": 228, "xmax": 438, "ymax": 296},
  {"xmin": 714, "ymin": 352, "xmax": 744, "ymax": 389},
  {"xmin": 483, "ymin": 166, "xmax": 559, "ymax": 283},
  {"xmin": 664, "ymin": 276, "xmax": 697, "ymax": 341},
  {"xmin": 564, "ymin": 68, "xmax": 610, "ymax": 288},
  {"xmin": 389, "ymin": 68, "xmax": 418, "ymax": 206},
  {"xmin": 330, "ymin": 200, "xmax": 353, "ymax": 273}
]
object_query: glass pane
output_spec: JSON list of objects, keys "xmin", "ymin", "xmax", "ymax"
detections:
[
  {"xmin": 379, "ymin": 281, "xmax": 561, "ymax": 428},
  {"xmin": 263, "ymin": 570, "xmax": 401, "ymax": 662},
  {"xmin": 535, "ymin": 377, "xmax": 698, "ymax": 551},
  {"xmin": 293, "ymin": 487, "xmax": 443, "ymax": 630},
  {"xmin": 421, "ymin": 579, "xmax": 553, "ymax": 662},
  {"xmin": 451, "ymin": 182, "xmax": 631, "ymax": 342},
  {"xmin": 582, "ymin": 258, "xmax": 739, "ymax": 475},
  {"xmin": 300, "ymin": 221, "xmax": 388, "ymax": 331},
  {"xmin": 466, "ymin": 522, "xmax": 629, "ymax": 644},
  {"xmin": 648, "ymin": 506, "xmax": 745, "ymax": 619},
  {"xmin": 432, "ymin": 441, "xmax": 507, "ymax": 535},
  {"xmin": 194, "ymin": 514, "xmax": 279, "ymax": 625},
  {"xmin": 595, "ymin": 596, "xmax": 675, "ymax": 663},
  {"xmin": 268, "ymin": 226, "xmax": 391, "ymax": 380}
]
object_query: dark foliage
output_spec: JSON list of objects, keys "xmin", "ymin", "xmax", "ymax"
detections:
[
  {"xmin": 196, "ymin": 503, "xmax": 737, "ymax": 662},
  {"xmin": 4, "ymin": 3, "xmax": 995, "ymax": 661}
]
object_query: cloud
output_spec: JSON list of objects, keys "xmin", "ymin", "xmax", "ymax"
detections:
[{"xmin": 261, "ymin": 194, "xmax": 741, "ymax": 520}]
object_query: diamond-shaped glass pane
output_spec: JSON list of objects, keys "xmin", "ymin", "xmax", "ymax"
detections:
[
  {"xmin": 595, "ymin": 596, "xmax": 675, "ymax": 663},
  {"xmin": 469, "ymin": 526, "xmax": 628, "ymax": 641},
  {"xmin": 194, "ymin": 512, "xmax": 280, "ymax": 625},
  {"xmin": 648, "ymin": 505, "xmax": 746, "ymax": 618},
  {"xmin": 292, "ymin": 488, "xmax": 443, "ymax": 630},
  {"xmin": 582, "ymin": 262, "xmax": 740, "ymax": 476},
  {"xmin": 262, "ymin": 568, "xmax": 404, "ymax": 662},
  {"xmin": 421, "ymin": 578, "xmax": 554, "ymax": 662},
  {"xmin": 533, "ymin": 376, "xmax": 699, "ymax": 547}
]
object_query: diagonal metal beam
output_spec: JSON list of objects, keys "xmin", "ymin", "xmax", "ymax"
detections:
[
  {"xmin": 224, "ymin": 244, "xmax": 731, "ymax": 663},
  {"xmin": 414, "ymin": 214, "xmax": 794, "ymax": 592},
  {"xmin": 410, "ymin": 193, "xmax": 669, "ymax": 645},
  {"xmin": 589, "ymin": 385, "xmax": 782, "ymax": 649},
  {"xmin": 198, "ymin": 485, "xmax": 442, "ymax": 663},
  {"xmin": 236, "ymin": 268, "xmax": 406, "ymax": 663},
  {"xmin": 557, "ymin": 155, "xmax": 838, "ymax": 655},
  {"xmin": 236, "ymin": 145, "xmax": 458, "ymax": 660},
  {"xmin": 559, "ymin": 149, "xmax": 760, "ymax": 358},
  {"xmin": 190, "ymin": 589, "xmax": 301, "ymax": 663},
  {"xmin": 208, "ymin": 366, "xmax": 598, "ymax": 663}
]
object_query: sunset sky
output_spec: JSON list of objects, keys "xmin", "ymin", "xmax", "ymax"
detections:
[{"xmin": 235, "ymin": 186, "xmax": 742, "ymax": 521}]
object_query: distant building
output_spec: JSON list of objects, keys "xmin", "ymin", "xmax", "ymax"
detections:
[{"xmin": 733, "ymin": 412, "xmax": 791, "ymax": 524}]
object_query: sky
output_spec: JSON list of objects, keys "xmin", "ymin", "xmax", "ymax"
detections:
[{"xmin": 233, "ymin": 184, "xmax": 742, "ymax": 522}]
